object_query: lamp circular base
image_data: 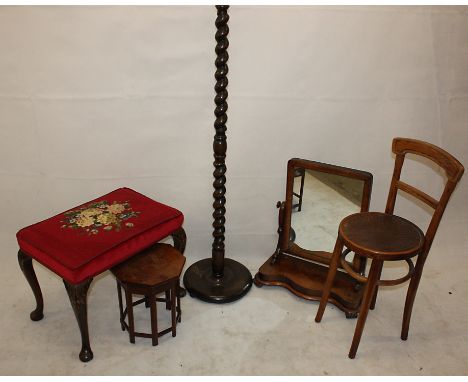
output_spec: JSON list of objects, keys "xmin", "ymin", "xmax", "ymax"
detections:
[{"xmin": 183, "ymin": 258, "xmax": 253, "ymax": 304}]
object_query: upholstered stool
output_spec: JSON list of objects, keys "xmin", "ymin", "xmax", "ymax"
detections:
[
  {"xmin": 111, "ymin": 243, "xmax": 185, "ymax": 346},
  {"xmin": 16, "ymin": 187, "xmax": 186, "ymax": 361}
]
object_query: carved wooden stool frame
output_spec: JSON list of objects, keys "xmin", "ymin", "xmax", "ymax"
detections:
[{"xmin": 18, "ymin": 227, "xmax": 186, "ymax": 362}]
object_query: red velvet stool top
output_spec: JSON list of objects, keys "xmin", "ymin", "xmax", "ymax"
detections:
[{"xmin": 17, "ymin": 188, "xmax": 184, "ymax": 284}]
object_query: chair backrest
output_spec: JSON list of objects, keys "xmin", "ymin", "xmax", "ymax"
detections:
[{"xmin": 385, "ymin": 137, "xmax": 464, "ymax": 258}]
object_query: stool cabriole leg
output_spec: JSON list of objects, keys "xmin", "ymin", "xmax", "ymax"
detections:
[
  {"xmin": 171, "ymin": 227, "xmax": 187, "ymax": 298},
  {"xmin": 171, "ymin": 227, "xmax": 187, "ymax": 254},
  {"xmin": 63, "ymin": 278, "xmax": 93, "ymax": 362},
  {"xmin": 18, "ymin": 250, "xmax": 44, "ymax": 321}
]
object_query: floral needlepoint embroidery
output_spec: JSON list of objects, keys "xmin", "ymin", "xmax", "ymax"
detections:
[{"xmin": 61, "ymin": 200, "xmax": 140, "ymax": 235}]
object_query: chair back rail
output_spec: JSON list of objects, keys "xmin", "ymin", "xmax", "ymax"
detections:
[{"xmin": 385, "ymin": 137, "xmax": 464, "ymax": 257}]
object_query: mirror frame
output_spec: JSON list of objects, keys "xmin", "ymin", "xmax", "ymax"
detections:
[{"xmin": 275, "ymin": 158, "xmax": 373, "ymax": 268}]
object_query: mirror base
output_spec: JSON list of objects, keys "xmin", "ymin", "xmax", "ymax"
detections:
[{"xmin": 255, "ymin": 254, "xmax": 362, "ymax": 319}]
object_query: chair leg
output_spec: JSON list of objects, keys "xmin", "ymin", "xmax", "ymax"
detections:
[
  {"xmin": 125, "ymin": 289, "xmax": 135, "ymax": 344},
  {"xmin": 370, "ymin": 266, "xmax": 383, "ymax": 310},
  {"xmin": 315, "ymin": 236, "xmax": 344, "ymax": 322},
  {"xmin": 17, "ymin": 250, "xmax": 44, "ymax": 321},
  {"xmin": 401, "ymin": 255, "xmax": 426, "ymax": 341},
  {"xmin": 348, "ymin": 259, "xmax": 383, "ymax": 359},
  {"xmin": 147, "ymin": 293, "xmax": 158, "ymax": 346},
  {"xmin": 63, "ymin": 278, "xmax": 93, "ymax": 362}
]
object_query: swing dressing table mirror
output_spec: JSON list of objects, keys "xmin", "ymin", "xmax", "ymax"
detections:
[{"xmin": 254, "ymin": 158, "xmax": 373, "ymax": 318}]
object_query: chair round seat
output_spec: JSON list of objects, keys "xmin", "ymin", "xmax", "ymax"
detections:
[{"xmin": 339, "ymin": 212, "xmax": 424, "ymax": 260}]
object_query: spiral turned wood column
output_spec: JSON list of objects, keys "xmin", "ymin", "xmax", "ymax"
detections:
[
  {"xmin": 212, "ymin": 5, "xmax": 229, "ymax": 277},
  {"xmin": 183, "ymin": 5, "xmax": 253, "ymax": 303}
]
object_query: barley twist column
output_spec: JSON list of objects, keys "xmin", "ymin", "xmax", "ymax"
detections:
[
  {"xmin": 183, "ymin": 5, "xmax": 252, "ymax": 303},
  {"xmin": 212, "ymin": 5, "xmax": 229, "ymax": 277}
]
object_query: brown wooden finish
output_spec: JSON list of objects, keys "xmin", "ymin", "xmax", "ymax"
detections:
[
  {"xmin": 182, "ymin": 5, "xmax": 253, "ymax": 303},
  {"xmin": 315, "ymin": 137, "xmax": 464, "ymax": 358},
  {"xmin": 112, "ymin": 244, "xmax": 185, "ymax": 286},
  {"xmin": 170, "ymin": 227, "xmax": 187, "ymax": 298},
  {"xmin": 18, "ymin": 249, "xmax": 94, "ymax": 361},
  {"xmin": 255, "ymin": 252, "xmax": 363, "ymax": 318},
  {"xmin": 270, "ymin": 201, "xmax": 286, "ymax": 265},
  {"xmin": 18, "ymin": 227, "xmax": 186, "ymax": 362},
  {"xmin": 63, "ymin": 278, "xmax": 93, "ymax": 362},
  {"xmin": 340, "ymin": 212, "xmax": 424, "ymax": 260},
  {"xmin": 171, "ymin": 227, "xmax": 187, "ymax": 254},
  {"xmin": 255, "ymin": 158, "xmax": 373, "ymax": 317},
  {"xmin": 17, "ymin": 250, "xmax": 44, "ymax": 321},
  {"xmin": 292, "ymin": 167, "xmax": 306, "ymax": 211},
  {"xmin": 211, "ymin": 4, "xmax": 230, "ymax": 278},
  {"xmin": 112, "ymin": 243, "xmax": 185, "ymax": 346}
]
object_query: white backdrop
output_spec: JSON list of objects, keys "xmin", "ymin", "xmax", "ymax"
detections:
[{"xmin": 1, "ymin": 6, "xmax": 467, "ymax": 262}]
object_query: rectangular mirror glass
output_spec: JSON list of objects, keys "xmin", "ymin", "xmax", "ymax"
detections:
[{"xmin": 291, "ymin": 167, "xmax": 365, "ymax": 251}]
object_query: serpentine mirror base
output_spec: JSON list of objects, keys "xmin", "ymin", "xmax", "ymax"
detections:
[{"xmin": 254, "ymin": 255, "xmax": 362, "ymax": 318}]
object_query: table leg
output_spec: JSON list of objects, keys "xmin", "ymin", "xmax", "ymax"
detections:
[
  {"xmin": 63, "ymin": 278, "xmax": 93, "ymax": 362},
  {"xmin": 18, "ymin": 250, "xmax": 44, "ymax": 321}
]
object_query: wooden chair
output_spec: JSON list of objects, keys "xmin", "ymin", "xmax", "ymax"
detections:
[{"xmin": 315, "ymin": 137, "xmax": 464, "ymax": 359}]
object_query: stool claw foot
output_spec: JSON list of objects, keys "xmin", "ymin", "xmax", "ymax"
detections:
[
  {"xmin": 30, "ymin": 309, "xmax": 44, "ymax": 322},
  {"xmin": 79, "ymin": 347, "xmax": 94, "ymax": 363}
]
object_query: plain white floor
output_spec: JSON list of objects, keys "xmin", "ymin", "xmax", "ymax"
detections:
[{"xmin": 1, "ymin": 173, "xmax": 467, "ymax": 375}]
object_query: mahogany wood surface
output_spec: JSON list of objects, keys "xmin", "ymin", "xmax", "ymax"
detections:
[
  {"xmin": 183, "ymin": 5, "xmax": 253, "ymax": 303},
  {"xmin": 315, "ymin": 137, "xmax": 464, "ymax": 359},
  {"xmin": 255, "ymin": 253, "xmax": 363, "ymax": 318},
  {"xmin": 63, "ymin": 278, "xmax": 93, "ymax": 362},
  {"xmin": 340, "ymin": 212, "xmax": 424, "ymax": 260},
  {"xmin": 255, "ymin": 159, "xmax": 373, "ymax": 317},
  {"xmin": 112, "ymin": 243, "xmax": 185, "ymax": 286},
  {"xmin": 112, "ymin": 243, "xmax": 185, "ymax": 346},
  {"xmin": 18, "ymin": 250, "xmax": 44, "ymax": 321},
  {"xmin": 18, "ymin": 228, "xmax": 186, "ymax": 362}
]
